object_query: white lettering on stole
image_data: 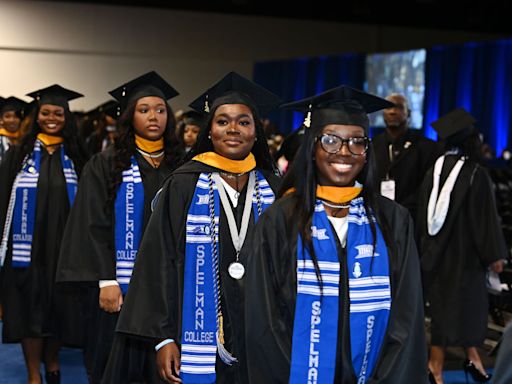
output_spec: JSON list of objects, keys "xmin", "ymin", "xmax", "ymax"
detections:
[
  {"xmin": 21, "ymin": 189, "xmax": 29, "ymax": 234},
  {"xmin": 125, "ymin": 182, "xmax": 135, "ymax": 250},
  {"xmin": 308, "ymin": 300, "xmax": 321, "ymax": 384},
  {"xmin": 357, "ymin": 315, "xmax": 375, "ymax": 383},
  {"xmin": 195, "ymin": 245, "xmax": 205, "ymax": 331}
]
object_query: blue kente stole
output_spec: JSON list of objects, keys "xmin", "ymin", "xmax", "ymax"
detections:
[
  {"xmin": 114, "ymin": 156, "xmax": 144, "ymax": 294},
  {"xmin": 5, "ymin": 140, "xmax": 78, "ymax": 267},
  {"xmin": 291, "ymin": 197, "xmax": 391, "ymax": 383},
  {"xmin": 181, "ymin": 170, "xmax": 274, "ymax": 384}
]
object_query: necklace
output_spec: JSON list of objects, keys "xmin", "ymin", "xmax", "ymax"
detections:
[
  {"xmin": 219, "ymin": 171, "xmax": 246, "ymax": 179},
  {"xmin": 136, "ymin": 148, "xmax": 164, "ymax": 168},
  {"xmin": 136, "ymin": 148, "xmax": 164, "ymax": 158},
  {"xmin": 220, "ymin": 171, "xmax": 246, "ymax": 199},
  {"xmin": 321, "ymin": 199, "xmax": 350, "ymax": 209}
]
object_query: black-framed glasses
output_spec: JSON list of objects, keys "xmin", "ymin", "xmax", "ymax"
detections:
[{"xmin": 316, "ymin": 134, "xmax": 370, "ymax": 155}]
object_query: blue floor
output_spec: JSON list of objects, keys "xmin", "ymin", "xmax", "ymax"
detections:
[
  {"xmin": 0, "ymin": 321, "xmax": 88, "ymax": 384},
  {"xmin": 0, "ymin": 320, "xmax": 493, "ymax": 383}
]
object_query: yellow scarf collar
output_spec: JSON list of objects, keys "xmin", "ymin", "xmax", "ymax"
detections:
[
  {"xmin": 0, "ymin": 128, "xmax": 21, "ymax": 139},
  {"xmin": 285, "ymin": 185, "xmax": 362, "ymax": 204},
  {"xmin": 192, "ymin": 152, "xmax": 256, "ymax": 173},
  {"xmin": 135, "ymin": 134, "xmax": 164, "ymax": 153},
  {"xmin": 316, "ymin": 185, "xmax": 362, "ymax": 204},
  {"xmin": 37, "ymin": 133, "xmax": 64, "ymax": 146}
]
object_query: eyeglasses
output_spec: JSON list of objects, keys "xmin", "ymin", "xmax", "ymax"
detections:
[{"xmin": 316, "ymin": 134, "xmax": 370, "ymax": 156}]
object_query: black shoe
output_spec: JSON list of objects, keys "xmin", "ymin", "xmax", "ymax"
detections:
[
  {"xmin": 45, "ymin": 370, "xmax": 61, "ymax": 384},
  {"xmin": 428, "ymin": 369, "xmax": 437, "ymax": 384},
  {"xmin": 463, "ymin": 359, "xmax": 491, "ymax": 383}
]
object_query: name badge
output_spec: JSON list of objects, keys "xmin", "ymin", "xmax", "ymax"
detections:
[{"xmin": 380, "ymin": 179, "xmax": 396, "ymax": 200}]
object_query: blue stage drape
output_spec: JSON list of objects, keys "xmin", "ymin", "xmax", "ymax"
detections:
[
  {"xmin": 254, "ymin": 39, "xmax": 512, "ymax": 155},
  {"xmin": 253, "ymin": 53, "xmax": 365, "ymax": 135},
  {"xmin": 424, "ymin": 39, "xmax": 512, "ymax": 155}
]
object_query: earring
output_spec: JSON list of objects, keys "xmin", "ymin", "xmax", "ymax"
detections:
[{"xmin": 208, "ymin": 134, "xmax": 211, "ymax": 139}]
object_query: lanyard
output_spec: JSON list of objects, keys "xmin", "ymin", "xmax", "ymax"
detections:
[{"xmin": 212, "ymin": 171, "xmax": 255, "ymax": 261}]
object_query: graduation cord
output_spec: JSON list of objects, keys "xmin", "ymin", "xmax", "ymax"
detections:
[
  {"xmin": 207, "ymin": 173, "xmax": 238, "ymax": 365},
  {"xmin": 255, "ymin": 173, "xmax": 262, "ymax": 217}
]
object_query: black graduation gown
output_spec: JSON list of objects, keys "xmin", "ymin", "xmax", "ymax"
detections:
[
  {"xmin": 416, "ymin": 155, "xmax": 508, "ymax": 346},
  {"xmin": 243, "ymin": 194, "xmax": 428, "ymax": 383},
  {"xmin": 0, "ymin": 145, "xmax": 84, "ymax": 346},
  {"xmin": 372, "ymin": 129, "xmax": 441, "ymax": 220},
  {"xmin": 56, "ymin": 147, "xmax": 173, "ymax": 383},
  {"xmin": 115, "ymin": 160, "xmax": 281, "ymax": 384}
]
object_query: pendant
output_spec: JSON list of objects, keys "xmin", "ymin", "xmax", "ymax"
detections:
[{"xmin": 228, "ymin": 261, "xmax": 245, "ymax": 280}]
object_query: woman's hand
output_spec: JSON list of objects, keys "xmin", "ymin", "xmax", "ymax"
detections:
[
  {"xmin": 99, "ymin": 285, "xmax": 123, "ymax": 312},
  {"xmin": 157, "ymin": 342, "xmax": 182, "ymax": 383}
]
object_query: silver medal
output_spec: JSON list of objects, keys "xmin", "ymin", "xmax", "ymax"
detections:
[{"xmin": 228, "ymin": 262, "xmax": 245, "ymax": 280}]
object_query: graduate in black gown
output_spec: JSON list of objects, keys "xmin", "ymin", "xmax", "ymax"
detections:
[
  {"xmin": 56, "ymin": 71, "xmax": 184, "ymax": 384},
  {"xmin": 0, "ymin": 85, "xmax": 89, "ymax": 384},
  {"xmin": 85, "ymin": 100, "xmax": 119, "ymax": 156},
  {"xmin": 416, "ymin": 108, "xmax": 507, "ymax": 384},
  {"xmin": 243, "ymin": 86, "xmax": 428, "ymax": 383},
  {"xmin": 115, "ymin": 72, "xmax": 282, "ymax": 384},
  {"xmin": 0, "ymin": 96, "xmax": 29, "ymax": 162}
]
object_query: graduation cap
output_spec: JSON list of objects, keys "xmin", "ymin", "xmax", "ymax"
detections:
[
  {"xmin": 0, "ymin": 96, "xmax": 29, "ymax": 116},
  {"xmin": 26, "ymin": 84, "xmax": 83, "ymax": 109},
  {"xmin": 108, "ymin": 71, "xmax": 179, "ymax": 111},
  {"xmin": 431, "ymin": 107, "xmax": 476, "ymax": 142},
  {"xmin": 280, "ymin": 85, "xmax": 394, "ymax": 131},
  {"xmin": 92, "ymin": 99, "xmax": 120, "ymax": 119},
  {"xmin": 188, "ymin": 71, "xmax": 282, "ymax": 117},
  {"xmin": 180, "ymin": 109, "xmax": 205, "ymax": 127}
]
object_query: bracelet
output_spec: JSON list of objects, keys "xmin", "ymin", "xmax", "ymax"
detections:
[{"xmin": 155, "ymin": 338, "xmax": 175, "ymax": 352}]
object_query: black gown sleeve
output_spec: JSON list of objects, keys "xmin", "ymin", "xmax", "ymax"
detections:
[
  {"xmin": 0, "ymin": 146, "xmax": 22, "ymax": 238},
  {"xmin": 243, "ymin": 198, "xmax": 295, "ymax": 384},
  {"xmin": 369, "ymin": 198, "xmax": 428, "ymax": 383},
  {"xmin": 468, "ymin": 167, "xmax": 508, "ymax": 265},
  {"xmin": 115, "ymin": 173, "xmax": 193, "ymax": 341},
  {"xmin": 56, "ymin": 152, "xmax": 116, "ymax": 282}
]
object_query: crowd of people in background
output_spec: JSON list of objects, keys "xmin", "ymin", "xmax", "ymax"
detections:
[{"xmin": 0, "ymin": 73, "xmax": 511, "ymax": 384}]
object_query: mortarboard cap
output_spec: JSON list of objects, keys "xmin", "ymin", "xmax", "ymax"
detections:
[
  {"xmin": 181, "ymin": 109, "xmax": 205, "ymax": 127},
  {"xmin": 431, "ymin": 108, "xmax": 476, "ymax": 141},
  {"xmin": 108, "ymin": 71, "xmax": 179, "ymax": 111},
  {"xmin": 0, "ymin": 96, "xmax": 29, "ymax": 116},
  {"xmin": 188, "ymin": 71, "xmax": 282, "ymax": 117},
  {"xmin": 26, "ymin": 84, "xmax": 83, "ymax": 109},
  {"xmin": 281, "ymin": 85, "xmax": 394, "ymax": 131},
  {"xmin": 93, "ymin": 99, "xmax": 120, "ymax": 120}
]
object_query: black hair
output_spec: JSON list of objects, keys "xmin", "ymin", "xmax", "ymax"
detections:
[
  {"xmin": 445, "ymin": 129, "xmax": 483, "ymax": 163},
  {"xmin": 16, "ymin": 104, "xmax": 89, "ymax": 176},
  {"xmin": 184, "ymin": 102, "xmax": 277, "ymax": 172},
  {"xmin": 176, "ymin": 110, "xmax": 206, "ymax": 149},
  {"xmin": 277, "ymin": 119, "xmax": 395, "ymax": 286},
  {"xmin": 105, "ymin": 97, "xmax": 183, "ymax": 210}
]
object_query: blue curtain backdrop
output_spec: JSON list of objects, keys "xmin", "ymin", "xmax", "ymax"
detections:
[
  {"xmin": 253, "ymin": 53, "xmax": 365, "ymax": 135},
  {"xmin": 254, "ymin": 39, "xmax": 512, "ymax": 155}
]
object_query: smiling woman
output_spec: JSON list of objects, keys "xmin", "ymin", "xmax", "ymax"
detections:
[
  {"xmin": 115, "ymin": 71, "xmax": 282, "ymax": 384},
  {"xmin": 0, "ymin": 84, "xmax": 88, "ymax": 384},
  {"xmin": 243, "ymin": 85, "xmax": 428, "ymax": 383}
]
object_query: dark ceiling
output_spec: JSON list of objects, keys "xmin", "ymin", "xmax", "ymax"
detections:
[{"xmin": 51, "ymin": 0, "xmax": 512, "ymax": 35}]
